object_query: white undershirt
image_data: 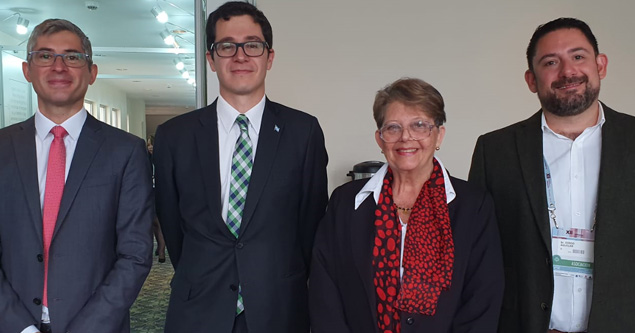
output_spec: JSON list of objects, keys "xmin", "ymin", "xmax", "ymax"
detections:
[
  {"xmin": 216, "ymin": 95, "xmax": 265, "ymax": 224},
  {"xmin": 22, "ymin": 109, "xmax": 86, "ymax": 333},
  {"xmin": 542, "ymin": 102, "xmax": 604, "ymax": 332}
]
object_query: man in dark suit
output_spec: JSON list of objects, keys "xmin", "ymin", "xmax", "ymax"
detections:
[
  {"xmin": 0, "ymin": 19, "xmax": 153, "ymax": 333},
  {"xmin": 153, "ymin": 2, "xmax": 328, "ymax": 332},
  {"xmin": 469, "ymin": 18, "xmax": 635, "ymax": 332}
]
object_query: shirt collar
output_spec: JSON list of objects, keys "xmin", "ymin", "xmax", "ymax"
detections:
[
  {"xmin": 541, "ymin": 101, "xmax": 606, "ymax": 136},
  {"xmin": 217, "ymin": 95, "xmax": 266, "ymax": 135},
  {"xmin": 35, "ymin": 108, "xmax": 87, "ymax": 141},
  {"xmin": 354, "ymin": 157, "xmax": 456, "ymax": 210}
]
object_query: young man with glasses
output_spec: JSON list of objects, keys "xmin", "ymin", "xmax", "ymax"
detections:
[
  {"xmin": 153, "ymin": 2, "xmax": 328, "ymax": 332},
  {"xmin": 0, "ymin": 19, "xmax": 153, "ymax": 333}
]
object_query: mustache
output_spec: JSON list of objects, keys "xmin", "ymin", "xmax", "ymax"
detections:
[{"xmin": 551, "ymin": 75, "xmax": 588, "ymax": 89}]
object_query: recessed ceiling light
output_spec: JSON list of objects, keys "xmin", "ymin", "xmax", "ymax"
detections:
[{"xmin": 85, "ymin": 1, "xmax": 100, "ymax": 11}]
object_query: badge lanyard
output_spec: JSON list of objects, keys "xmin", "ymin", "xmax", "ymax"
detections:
[
  {"xmin": 544, "ymin": 157, "xmax": 595, "ymax": 279},
  {"xmin": 543, "ymin": 158, "xmax": 560, "ymax": 229},
  {"xmin": 543, "ymin": 158, "xmax": 596, "ymax": 231}
]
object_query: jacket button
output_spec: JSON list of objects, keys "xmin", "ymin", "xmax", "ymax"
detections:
[
  {"xmin": 37, "ymin": 254, "xmax": 44, "ymax": 262},
  {"xmin": 236, "ymin": 242, "xmax": 244, "ymax": 249},
  {"xmin": 540, "ymin": 302, "xmax": 549, "ymax": 311},
  {"xmin": 406, "ymin": 317, "xmax": 415, "ymax": 325},
  {"xmin": 33, "ymin": 298, "xmax": 42, "ymax": 305},
  {"xmin": 230, "ymin": 284, "xmax": 238, "ymax": 291}
]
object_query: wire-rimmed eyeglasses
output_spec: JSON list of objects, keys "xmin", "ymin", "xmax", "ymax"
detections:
[
  {"xmin": 379, "ymin": 120, "xmax": 438, "ymax": 143},
  {"xmin": 28, "ymin": 51, "xmax": 90, "ymax": 68},
  {"xmin": 211, "ymin": 41, "xmax": 269, "ymax": 58}
]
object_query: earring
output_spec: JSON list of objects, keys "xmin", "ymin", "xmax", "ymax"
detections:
[
  {"xmin": 381, "ymin": 150, "xmax": 384, "ymax": 154},
  {"xmin": 435, "ymin": 147, "xmax": 440, "ymax": 151}
]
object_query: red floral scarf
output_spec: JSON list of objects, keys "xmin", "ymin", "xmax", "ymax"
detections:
[{"xmin": 372, "ymin": 158, "xmax": 454, "ymax": 333}]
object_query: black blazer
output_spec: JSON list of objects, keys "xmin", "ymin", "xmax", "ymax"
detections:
[
  {"xmin": 154, "ymin": 98, "xmax": 328, "ymax": 332},
  {"xmin": 468, "ymin": 104, "xmax": 635, "ymax": 332},
  {"xmin": 309, "ymin": 174, "xmax": 503, "ymax": 333},
  {"xmin": 0, "ymin": 115, "xmax": 153, "ymax": 332}
]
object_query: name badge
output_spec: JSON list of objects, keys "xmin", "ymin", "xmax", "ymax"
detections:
[{"xmin": 551, "ymin": 227, "xmax": 594, "ymax": 279}]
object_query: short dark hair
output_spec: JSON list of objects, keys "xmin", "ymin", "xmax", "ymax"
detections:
[
  {"xmin": 27, "ymin": 18, "xmax": 94, "ymax": 69},
  {"xmin": 206, "ymin": 1, "xmax": 273, "ymax": 53},
  {"xmin": 373, "ymin": 78, "xmax": 446, "ymax": 129},
  {"xmin": 526, "ymin": 17, "xmax": 599, "ymax": 71}
]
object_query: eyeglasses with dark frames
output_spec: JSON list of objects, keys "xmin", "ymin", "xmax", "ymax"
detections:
[
  {"xmin": 28, "ymin": 51, "xmax": 90, "ymax": 68},
  {"xmin": 212, "ymin": 41, "xmax": 269, "ymax": 58},
  {"xmin": 379, "ymin": 120, "xmax": 438, "ymax": 143}
]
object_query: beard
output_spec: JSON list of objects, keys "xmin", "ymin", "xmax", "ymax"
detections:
[{"xmin": 537, "ymin": 75, "xmax": 600, "ymax": 117}]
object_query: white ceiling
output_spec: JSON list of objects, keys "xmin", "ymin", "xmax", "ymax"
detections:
[{"xmin": 0, "ymin": 0, "xmax": 211, "ymax": 109}]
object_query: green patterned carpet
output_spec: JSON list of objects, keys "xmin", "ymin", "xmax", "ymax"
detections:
[{"xmin": 130, "ymin": 250, "xmax": 173, "ymax": 332}]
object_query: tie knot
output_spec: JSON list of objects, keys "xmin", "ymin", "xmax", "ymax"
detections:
[
  {"xmin": 50, "ymin": 126, "xmax": 68, "ymax": 139},
  {"xmin": 235, "ymin": 115, "xmax": 249, "ymax": 132}
]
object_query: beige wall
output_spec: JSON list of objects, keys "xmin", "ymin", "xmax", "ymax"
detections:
[{"xmin": 207, "ymin": 0, "xmax": 635, "ymax": 192}]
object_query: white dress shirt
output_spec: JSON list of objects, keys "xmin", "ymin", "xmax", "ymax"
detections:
[
  {"xmin": 542, "ymin": 102, "xmax": 604, "ymax": 332},
  {"xmin": 354, "ymin": 158, "xmax": 456, "ymax": 278},
  {"xmin": 217, "ymin": 95, "xmax": 265, "ymax": 224},
  {"xmin": 22, "ymin": 109, "xmax": 87, "ymax": 333}
]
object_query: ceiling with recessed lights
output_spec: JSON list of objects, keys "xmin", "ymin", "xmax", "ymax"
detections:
[{"xmin": 0, "ymin": 0, "xmax": 221, "ymax": 109}]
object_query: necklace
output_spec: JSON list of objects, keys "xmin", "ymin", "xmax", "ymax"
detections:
[{"xmin": 393, "ymin": 203, "xmax": 412, "ymax": 212}]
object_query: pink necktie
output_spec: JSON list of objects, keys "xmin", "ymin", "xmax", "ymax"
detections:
[{"xmin": 42, "ymin": 126, "xmax": 68, "ymax": 307}]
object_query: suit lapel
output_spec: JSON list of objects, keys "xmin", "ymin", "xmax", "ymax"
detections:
[
  {"xmin": 194, "ymin": 102, "xmax": 229, "ymax": 236},
  {"xmin": 54, "ymin": 115, "xmax": 105, "ymax": 236},
  {"xmin": 516, "ymin": 111, "xmax": 551, "ymax": 252},
  {"xmin": 239, "ymin": 99, "xmax": 283, "ymax": 236},
  {"xmin": 596, "ymin": 105, "xmax": 627, "ymax": 235},
  {"xmin": 350, "ymin": 197, "xmax": 379, "ymax": 327},
  {"xmin": 13, "ymin": 117, "xmax": 43, "ymax": 240}
]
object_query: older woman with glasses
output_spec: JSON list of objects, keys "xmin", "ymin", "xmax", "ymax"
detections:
[{"xmin": 309, "ymin": 78, "xmax": 504, "ymax": 333}]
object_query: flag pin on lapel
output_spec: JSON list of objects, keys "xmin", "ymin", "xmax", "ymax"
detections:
[{"xmin": 274, "ymin": 125, "xmax": 280, "ymax": 132}]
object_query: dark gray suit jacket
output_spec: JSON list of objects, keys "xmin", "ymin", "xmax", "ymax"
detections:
[
  {"xmin": 468, "ymin": 103, "xmax": 635, "ymax": 332},
  {"xmin": 154, "ymin": 98, "xmax": 328, "ymax": 332},
  {"xmin": 0, "ymin": 115, "xmax": 153, "ymax": 333}
]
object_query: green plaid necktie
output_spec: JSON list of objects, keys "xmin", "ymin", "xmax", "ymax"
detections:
[{"xmin": 227, "ymin": 114, "xmax": 252, "ymax": 315}]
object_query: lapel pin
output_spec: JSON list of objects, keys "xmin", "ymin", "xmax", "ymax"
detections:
[{"xmin": 274, "ymin": 125, "xmax": 280, "ymax": 132}]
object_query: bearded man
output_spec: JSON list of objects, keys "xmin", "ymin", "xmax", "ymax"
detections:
[{"xmin": 469, "ymin": 17, "xmax": 635, "ymax": 333}]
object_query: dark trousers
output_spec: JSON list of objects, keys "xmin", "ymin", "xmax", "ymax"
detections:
[{"xmin": 232, "ymin": 312, "xmax": 248, "ymax": 333}]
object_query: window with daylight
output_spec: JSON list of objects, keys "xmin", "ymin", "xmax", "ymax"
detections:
[
  {"xmin": 111, "ymin": 108, "xmax": 121, "ymax": 129},
  {"xmin": 84, "ymin": 100, "xmax": 94, "ymax": 116},
  {"xmin": 98, "ymin": 104, "xmax": 107, "ymax": 123}
]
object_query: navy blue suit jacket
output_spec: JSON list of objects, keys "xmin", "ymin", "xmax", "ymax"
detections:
[{"xmin": 154, "ymin": 98, "xmax": 328, "ymax": 332}]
